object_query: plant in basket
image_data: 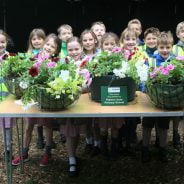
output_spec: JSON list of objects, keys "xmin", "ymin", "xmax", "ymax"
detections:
[
  {"xmin": 83, "ymin": 46, "xmax": 148, "ymax": 102},
  {"xmin": 20, "ymin": 53, "xmax": 84, "ymax": 110},
  {"xmin": 0, "ymin": 52, "xmax": 33, "ymax": 98},
  {"xmin": 146, "ymin": 57, "xmax": 184, "ymax": 109}
]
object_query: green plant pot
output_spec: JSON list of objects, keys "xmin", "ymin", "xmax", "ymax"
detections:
[
  {"xmin": 36, "ymin": 87, "xmax": 81, "ymax": 111},
  {"xmin": 4, "ymin": 77, "xmax": 24, "ymax": 99},
  {"xmin": 90, "ymin": 75, "xmax": 136, "ymax": 102},
  {"xmin": 146, "ymin": 83, "xmax": 184, "ymax": 109}
]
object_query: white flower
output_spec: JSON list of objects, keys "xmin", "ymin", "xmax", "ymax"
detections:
[
  {"xmin": 113, "ymin": 61, "xmax": 130, "ymax": 78},
  {"xmin": 19, "ymin": 81, "xmax": 28, "ymax": 89},
  {"xmin": 135, "ymin": 60, "xmax": 148, "ymax": 82},
  {"xmin": 59, "ymin": 70, "xmax": 70, "ymax": 82}
]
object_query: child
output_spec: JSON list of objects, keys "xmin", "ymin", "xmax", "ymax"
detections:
[
  {"xmin": 91, "ymin": 21, "xmax": 106, "ymax": 49},
  {"xmin": 127, "ymin": 18, "xmax": 144, "ymax": 46},
  {"xmin": 12, "ymin": 33, "xmax": 61, "ymax": 167},
  {"xmin": 141, "ymin": 31, "xmax": 174, "ymax": 163},
  {"xmin": 57, "ymin": 24, "xmax": 73, "ymax": 59},
  {"xmin": 171, "ymin": 21, "xmax": 184, "ymax": 148},
  {"xmin": 27, "ymin": 28, "xmax": 46, "ymax": 55},
  {"xmin": 27, "ymin": 28, "xmax": 46, "ymax": 149},
  {"xmin": 61, "ymin": 36, "xmax": 87, "ymax": 176},
  {"xmin": 119, "ymin": 28, "xmax": 143, "ymax": 155},
  {"xmin": 97, "ymin": 32, "xmax": 124, "ymax": 159},
  {"xmin": 172, "ymin": 21, "xmax": 184, "ymax": 56},
  {"xmin": 80, "ymin": 29, "xmax": 101, "ymax": 156},
  {"xmin": 80, "ymin": 29, "xmax": 99, "ymax": 58},
  {"xmin": 0, "ymin": 29, "xmax": 14, "ymax": 161}
]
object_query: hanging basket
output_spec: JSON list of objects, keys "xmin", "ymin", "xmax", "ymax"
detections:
[
  {"xmin": 36, "ymin": 87, "xmax": 81, "ymax": 111},
  {"xmin": 146, "ymin": 83, "xmax": 184, "ymax": 109},
  {"xmin": 4, "ymin": 77, "xmax": 24, "ymax": 99},
  {"xmin": 90, "ymin": 75, "xmax": 136, "ymax": 102}
]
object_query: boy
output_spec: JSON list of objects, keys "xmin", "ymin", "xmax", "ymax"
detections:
[
  {"xmin": 142, "ymin": 31, "xmax": 174, "ymax": 163},
  {"xmin": 172, "ymin": 21, "xmax": 184, "ymax": 56},
  {"xmin": 57, "ymin": 24, "xmax": 73, "ymax": 58},
  {"xmin": 128, "ymin": 18, "xmax": 144, "ymax": 46}
]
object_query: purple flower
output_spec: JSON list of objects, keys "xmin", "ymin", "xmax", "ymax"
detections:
[
  {"xmin": 33, "ymin": 61, "xmax": 42, "ymax": 68},
  {"xmin": 46, "ymin": 61, "xmax": 56, "ymax": 68},
  {"xmin": 112, "ymin": 47, "xmax": 122, "ymax": 54}
]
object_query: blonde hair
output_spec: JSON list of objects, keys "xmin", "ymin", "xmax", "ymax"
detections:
[
  {"xmin": 128, "ymin": 18, "xmax": 142, "ymax": 29},
  {"xmin": 101, "ymin": 32, "xmax": 119, "ymax": 50},
  {"xmin": 27, "ymin": 28, "xmax": 46, "ymax": 52},
  {"xmin": 91, "ymin": 21, "xmax": 106, "ymax": 32},
  {"xmin": 176, "ymin": 21, "xmax": 184, "ymax": 35},
  {"xmin": 57, "ymin": 24, "xmax": 73, "ymax": 34},
  {"xmin": 119, "ymin": 28, "xmax": 138, "ymax": 46},
  {"xmin": 157, "ymin": 31, "xmax": 174, "ymax": 46}
]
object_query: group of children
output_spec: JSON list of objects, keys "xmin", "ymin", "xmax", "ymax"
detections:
[{"xmin": 0, "ymin": 18, "xmax": 184, "ymax": 176}]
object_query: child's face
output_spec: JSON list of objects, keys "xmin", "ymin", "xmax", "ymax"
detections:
[
  {"xmin": 123, "ymin": 36, "xmax": 137, "ymax": 51},
  {"xmin": 102, "ymin": 37, "xmax": 116, "ymax": 52},
  {"xmin": 92, "ymin": 25, "xmax": 105, "ymax": 41},
  {"xmin": 0, "ymin": 34, "xmax": 7, "ymax": 54},
  {"xmin": 144, "ymin": 33, "xmax": 158, "ymax": 49},
  {"xmin": 42, "ymin": 38, "xmax": 57, "ymax": 56},
  {"xmin": 31, "ymin": 35, "xmax": 44, "ymax": 49},
  {"xmin": 157, "ymin": 44, "xmax": 172, "ymax": 59},
  {"xmin": 67, "ymin": 41, "xmax": 83, "ymax": 61},
  {"xmin": 59, "ymin": 28, "xmax": 73, "ymax": 42},
  {"xmin": 177, "ymin": 29, "xmax": 184, "ymax": 42},
  {"xmin": 82, "ymin": 33, "xmax": 96, "ymax": 52},
  {"xmin": 129, "ymin": 23, "xmax": 141, "ymax": 36}
]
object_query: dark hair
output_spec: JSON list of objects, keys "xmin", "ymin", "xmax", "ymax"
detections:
[
  {"xmin": 144, "ymin": 27, "xmax": 160, "ymax": 38},
  {"xmin": 101, "ymin": 32, "xmax": 119, "ymax": 49},
  {"xmin": 66, "ymin": 36, "xmax": 81, "ymax": 48},
  {"xmin": 0, "ymin": 29, "xmax": 14, "ymax": 51}
]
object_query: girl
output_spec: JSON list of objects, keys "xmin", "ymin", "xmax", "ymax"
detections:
[
  {"xmin": 0, "ymin": 29, "xmax": 14, "ymax": 161},
  {"xmin": 60, "ymin": 36, "xmax": 86, "ymax": 176},
  {"xmin": 97, "ymin": 32, "xmax": 124, "ymax": 159},
  {"xmin": 80, "ymin": 30, "xmax": 101, "ymax": 157},
  {"xmin": 27, "ymin": 28, "xmax": 46, "ymax": 55},
  {"xmin": 12, "ymin": 33, "xmax": 61, "ymax": 167},
  {"xmin": 27, "ymin": 28, "xmax": 46, "ymax": 149},
  {"xmin": 119, "ymin": 28, "xmax": 143, "ymax": 155}
]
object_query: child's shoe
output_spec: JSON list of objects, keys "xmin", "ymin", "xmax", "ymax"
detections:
[
  {"xmin": 12, "ymin": 153, "xmax": 29, "ymax": 166},
  {"xmin": 36, "ymin": 138, "xmax": 45, "ymax": 149},
  {"xmin": 141, "ymin": 147, "xmax": 151, "ymax": 163},
  {"xmin": 39, "ymin": 153, "xmax": 51, "ymax": 167},
  {"xmin": 173, "ymin": 131, "xmax": 181, "ymax": 149},
  {"xmin": 158, "ymin": 147, "xmax": 168, "ymax": 163}
]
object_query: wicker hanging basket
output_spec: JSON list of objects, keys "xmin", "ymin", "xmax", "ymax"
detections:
[
  {"xmin": 36, "ymin": 87, "xmax": 81, "ymax": 111},
  {"xmin": 146, "ymin": 83, "xmax": 184, "ymax": 109},
  {"xmin": 4, "ymin": 77, "xmax": 24, "ymax": 99}
]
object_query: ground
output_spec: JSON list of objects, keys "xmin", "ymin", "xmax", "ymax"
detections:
[{"xmin": 1, "ymin": 121, "xmax": 184, "ymax": 184}]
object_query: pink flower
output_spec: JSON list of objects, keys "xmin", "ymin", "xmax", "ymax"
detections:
[
  {"xmin": 167, "ymin": 64, "xmax": 174, "ymax": 71},
  {"xmin": 176, "ymin": 56, "xmax": 184, "ymax": 60},
  {"xmin": 161, "ymin": 68, "xmax": 169, "ymax": 75},
  {"xmin": 150, "ymin": 72, "xmax": 156, "ymax": 78},
  {"xmin": 46, "ymin": 61, "xmax": 56, "ymax": 68},
  {"xmin": 33, "ymin": 61, "xmax": 42, "ymax": 68},
  {"xmin": 112, "ymin": 47, "xmax": 122, "ymax": 54},
  {"xmin": 79, "ymin": 69, "xmax": 92, "ymax": 86}
]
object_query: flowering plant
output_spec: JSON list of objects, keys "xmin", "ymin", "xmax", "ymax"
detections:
[
  {"xmin": 0, "ymin": 52, "xmax": 32, "ymax": 78},
  {"xmin": 147, "ymin": 57, "xmax": 184, "ymax": 85},
  {"xmin": 83, "ymin": 47, "xmax": 148, "ymax": 84},
  {"xmin": 19, "ymin": 54, "xmax": 84, "ymax": 105}
]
